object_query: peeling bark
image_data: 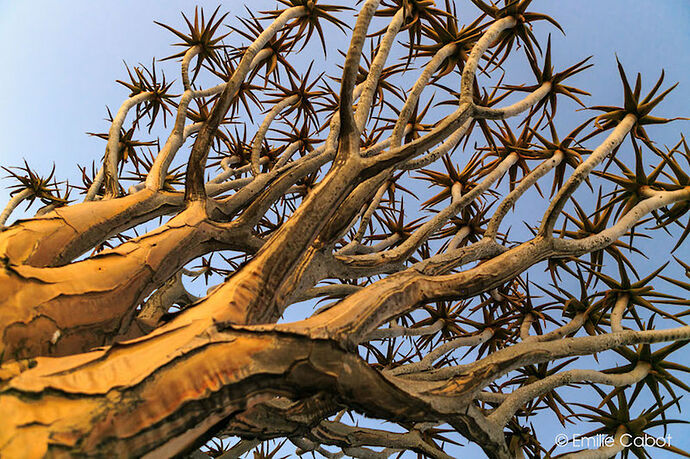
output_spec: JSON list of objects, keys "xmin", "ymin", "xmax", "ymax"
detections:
[
  {"xmin": 0, "ymin": 205, "xmax": 251, "ymax": 359},
  {"xmin": 0, "ymin": 327, "xmax": 436, "ymax": 458},
  {"xmin": 0, "ymin": 189, "xmax": 182, "ymax": 267}
]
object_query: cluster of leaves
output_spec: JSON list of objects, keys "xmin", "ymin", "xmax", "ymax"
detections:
[{"xmin": 2, "ymin": 161, "xmax": 70, "ymax": 210}]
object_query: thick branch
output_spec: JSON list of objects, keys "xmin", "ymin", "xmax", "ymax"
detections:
[
  {"xmin": 0, "ymin": 204, "xmax": 255, "ymax": 358},
  {"xmin": 0, "ymin": 327, "xmax": 442, "ymax": 457},
  {"xmin": 0, "ymin": 189, "xmax": 181, "ymax": 267}
]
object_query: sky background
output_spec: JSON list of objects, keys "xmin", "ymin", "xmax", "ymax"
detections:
[{"xmin": 1, "ymin": 1, "xmax": 689, "ymax": 457}]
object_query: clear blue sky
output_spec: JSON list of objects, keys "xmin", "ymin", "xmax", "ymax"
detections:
[{"xmin": 1, "ymin": 1, "xmax": 689, "ymax": 457}]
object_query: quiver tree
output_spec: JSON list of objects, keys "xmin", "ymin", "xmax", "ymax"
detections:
[{"xmin": 2, "ymin": 1, "xmax": 690, "ymax": 458}]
